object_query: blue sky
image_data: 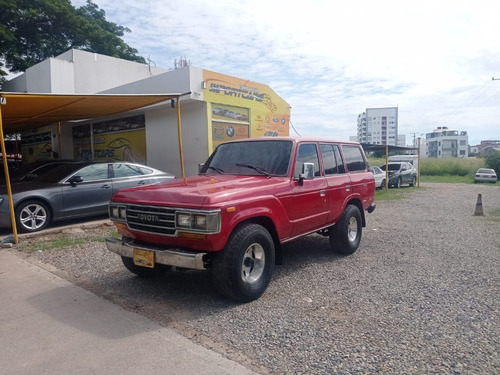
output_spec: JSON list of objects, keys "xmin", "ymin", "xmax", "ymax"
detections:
[{"xmin": 71, "ymin": 0, "xmax": 500, "ymax": 146}]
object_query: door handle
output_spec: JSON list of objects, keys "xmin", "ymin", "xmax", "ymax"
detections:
[
  {"xmin": 138, "ymin": 180, "xmax": 146, "ymax": 185},
  {"xmin": 320, "ymin": 190, "xmax": 326, "ymax": 197},
  {"xmin": 346, "ymin": 185, "xmax": 351, "ymax": 191},
  {"xmin": 102, "ymin": 184, "xmax": 111, "ymax": 189}
]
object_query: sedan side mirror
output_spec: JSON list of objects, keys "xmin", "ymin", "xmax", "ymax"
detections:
[
  {"xmin": 23, "ymin": 173, "xmax": 38, "ymax": 181},
  {"xmin": 68, "ymin": 175, "xmax": 83, "ymax": 185}
]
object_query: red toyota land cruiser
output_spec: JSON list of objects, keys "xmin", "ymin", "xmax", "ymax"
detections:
[{"xmin": 106, "ymin": 137, "xmax": 376, "ymax": 302}]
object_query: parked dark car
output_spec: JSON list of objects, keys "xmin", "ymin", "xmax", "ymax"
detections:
[
  {"xmin": 380, "ymin": 162, "xmax": 417, "ymax": 188},
  {"xmin": 0, "ymin": 159, "xmax": 76, "ymax": 185},
  {"xmin": 0, "ymin": 161, "xmax": 175, "ymax": 233}
]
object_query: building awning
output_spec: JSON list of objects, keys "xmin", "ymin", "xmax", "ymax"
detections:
[
  {"xmin": 0, "ymin": 92, "xmax": 190, "ymax": 243},
  {"xmin": 0, "ymin": 92, "xmax": 188, "ymax": 132}
]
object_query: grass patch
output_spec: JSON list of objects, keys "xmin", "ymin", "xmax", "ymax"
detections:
[
  {"xmin": 487, "ymin": 209, "xmax": 500, "ymax": 223},
  {"xmin": 20, "ymin": 231, "xmax": 116, "ymax": 253},
  {"xmin": 420, "ymin": 157, "xmax": 484, "ymax": 177},
  {"xmin": 367, "ymin": 157, "xmax": 386, "ymax": 167},
  {"xmin": 374, "ymin": 186, "xmax": 419, "ymax": 201}
]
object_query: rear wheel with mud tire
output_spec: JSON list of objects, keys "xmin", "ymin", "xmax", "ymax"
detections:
[{"xmin": 330, "ymin": 205, "xmax": 362, "ymax": 255}]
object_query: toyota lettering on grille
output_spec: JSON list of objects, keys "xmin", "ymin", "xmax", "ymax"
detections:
[{"xmin": 138, "ymin": 213, "xmax": 160, "ymax": 223}]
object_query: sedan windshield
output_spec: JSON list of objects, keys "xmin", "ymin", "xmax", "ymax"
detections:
[
  {"xmin": 202, "ymin": 140, "xmax": 293, "ymax": 176},
  {"xmin": 477, "ymin": 169, "xmax": 494, "ymax": 174}
]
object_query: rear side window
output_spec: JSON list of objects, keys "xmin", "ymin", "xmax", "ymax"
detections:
[
  {"xmin": 320, "ymin": 143, "xmax": 340, "ymax": 175},
  {"xmin": 295, "ymin": 143, "xmax": 321, "ymax": 177},
  {"xmin": 113, "ymin": 163, "xmax": 152, "ymax": 178},
  {"xmin": 74, "ymin": 164, "xmax": 109, "ymax": 182},
  {"xmin": 342, "ymin": 145, "xmax": 366, "ymax": 172}
]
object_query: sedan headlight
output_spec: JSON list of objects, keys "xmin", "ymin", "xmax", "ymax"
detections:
[{"xmin": 176, "ymin": 210, "xmax": 220, "ymax": 233}]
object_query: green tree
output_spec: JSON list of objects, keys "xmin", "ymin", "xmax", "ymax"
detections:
[
  {"xmin": 485, "ymin": 150, "xmax": 500, "ymax": 180},
  {"xmin": 0, "ymin": 0, "xmax": 145, "ymax": 79}
]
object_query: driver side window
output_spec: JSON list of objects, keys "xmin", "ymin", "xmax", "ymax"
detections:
[{"xmin": 294, "ymin": 144, "xmax": 320, "ymax": 177}]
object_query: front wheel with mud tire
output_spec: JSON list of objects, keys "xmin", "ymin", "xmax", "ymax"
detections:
[
  {"xmin": 212, "ymin": 223, "xmax": 275, "ymax": 302},
  {"xmin": 330, "ymin": 205, "xmax": 362, "ymax": 255}
]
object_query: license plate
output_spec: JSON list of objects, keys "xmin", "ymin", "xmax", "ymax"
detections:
[{"xmin": 133, "ymin": 249, "xmax": 155, "ymax": 268}]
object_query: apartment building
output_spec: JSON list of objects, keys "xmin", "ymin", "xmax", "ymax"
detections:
[
  {"xmin": 424, "ymin": 126, "xmax": 469, "ymax": 158},
  {"xmin": 357, "ymin": 107, "xmax": 398, "ymax": 146}
]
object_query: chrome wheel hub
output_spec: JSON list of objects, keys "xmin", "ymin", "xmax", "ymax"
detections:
[
  {"xmin": 347, "ymin": 217, "xmax": 358, "ymax": 242},
  {"xmin": 241, "ymin": 243, "xmax": 265, "ymax": 284}
]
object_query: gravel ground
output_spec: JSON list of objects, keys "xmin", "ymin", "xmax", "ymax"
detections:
[{"xmin": 7, "ymin": 182, "xmax": 500, "ymax": 374}]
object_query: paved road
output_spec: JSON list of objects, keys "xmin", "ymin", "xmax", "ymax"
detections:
[{"xmin": 0, "ymin": 250, "xmax": 258, "ymax": 375}]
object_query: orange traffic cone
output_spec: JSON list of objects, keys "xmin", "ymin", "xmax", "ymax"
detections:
[{"xmin": 474, "ymin": 193, "xmax": 483, "ymax": 216}]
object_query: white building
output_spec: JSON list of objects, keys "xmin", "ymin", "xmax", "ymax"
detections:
[
  {"xmin": 470, "ymin": 140, "xmax": 500, "ymax": 156},
  {"xmin": 357, "ymin": 107, "xmax": 398, "ymax": 146},
  {"xmin": 4, "ymin": 49, "xmax": 168, "ymax": 94},
  {"xmin": 397, "ymin": 134, "xmax": 406, "ymax": 147},
  {"xmin": 2, "ymin": 49, "xmax": 290, "ymax": 177},
  {"xmin": 423, "ymin": 127, "xmax": 469, "ymax": 158}
]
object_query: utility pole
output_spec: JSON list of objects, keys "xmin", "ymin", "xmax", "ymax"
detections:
[{"xmin": 410, "ymin": 132, "xmax": 418, "ymax": 148}]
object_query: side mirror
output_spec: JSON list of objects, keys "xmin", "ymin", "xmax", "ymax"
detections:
[
  {"xmin": 198, "ymin": 163, "xmax": 205, "ymax": 174},
  {"xmin": 68, "ymin": 175, "xmax": 83, "ymax": 185},
  {"xmin": 24, "ymin": 173, "xmax": 38, "ymax": 181},
  {"xmin": 298, "ymin": 162, "xmax": 315, "ymax": 186}
]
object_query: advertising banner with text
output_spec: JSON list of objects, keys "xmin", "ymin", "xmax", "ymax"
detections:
[
  {"xmin": 73, "ymin": 115, "xmax": 146, "ymax": 163},
  {"xmin": 203, "ymin": 70, "xmax": 290, "ymax": 149}
]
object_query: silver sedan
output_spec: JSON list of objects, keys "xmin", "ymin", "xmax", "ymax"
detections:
[{"xmin": 0, "ymin": 161, "xmax": 175, "ymax": 233}]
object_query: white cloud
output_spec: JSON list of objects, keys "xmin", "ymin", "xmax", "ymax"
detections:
[{"xmin": 71, "ymin": 0, "xmax": 500, "ymax": 145}]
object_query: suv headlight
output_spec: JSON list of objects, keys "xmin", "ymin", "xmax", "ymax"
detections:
[
  {"xmin": 176, "ymin": 210, "xmax": 221, "ymax": 233},
  {"xmin": 109, "ymin": 204, "xmax": 127, "ymax": 221}
]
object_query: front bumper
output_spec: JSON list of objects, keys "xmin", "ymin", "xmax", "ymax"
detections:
[{"xmin": 106, "ymin": 237, "xmax": 208, "ymax": 270}]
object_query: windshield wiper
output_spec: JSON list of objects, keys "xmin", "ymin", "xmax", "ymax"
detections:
[
  {"xmin": 207, "ymin": 166, "xmax": 224, "ymax": 174},
  {"xmin": 236, "ymin": 163, "xmax": 271, "ymax": 177}
]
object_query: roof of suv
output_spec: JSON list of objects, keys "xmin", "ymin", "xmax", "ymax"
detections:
[{"xmin": 225, "ymin": 136, "xmax": 362, "ymax": 145}]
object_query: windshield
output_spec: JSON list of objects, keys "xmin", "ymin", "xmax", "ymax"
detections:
[
  {"xmin": 381, "ymin": 164, "xmax": 401, "ymax": 171},
  {"xmin": 202, "ymin": 140, "xmax": 293, "ymax": 176},
  {"xmin": 478, "ymin": 169, "xmax": 494, "ymax": 173}
]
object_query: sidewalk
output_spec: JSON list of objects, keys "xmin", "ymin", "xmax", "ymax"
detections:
[{"xmin": 0, "ymin": 250, "xmax": 258, "ymax": 375}]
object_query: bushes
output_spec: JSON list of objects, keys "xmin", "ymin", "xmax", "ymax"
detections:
[
  {"xmin": 485, "ymin": 151, "xmax": 500, "ymax": 180},
  {"xmin": 419, "ymin": 158, "xmax": 478, "ymax": 177}
]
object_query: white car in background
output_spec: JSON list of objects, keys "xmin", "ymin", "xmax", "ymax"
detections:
[
  {"xmin": 369, "ymin": 166, "xmax": 386, "ymax": 189},
  {"xmin": 474, "ymin": 168, "xmax": 497, "ymax": 183}
]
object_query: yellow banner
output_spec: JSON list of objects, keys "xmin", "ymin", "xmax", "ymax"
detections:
[
  {"xmin": 203, "ymin": 70, "xmax": 290, "ymax": 145},
  {"xmin": 73, "ymin": 116, "xmax": 146, "ymax": 163}
]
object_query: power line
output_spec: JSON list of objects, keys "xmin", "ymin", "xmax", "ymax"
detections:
[{"xmin": 289, "ymin": 120, "xmax": 301, "ymax": 136}]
